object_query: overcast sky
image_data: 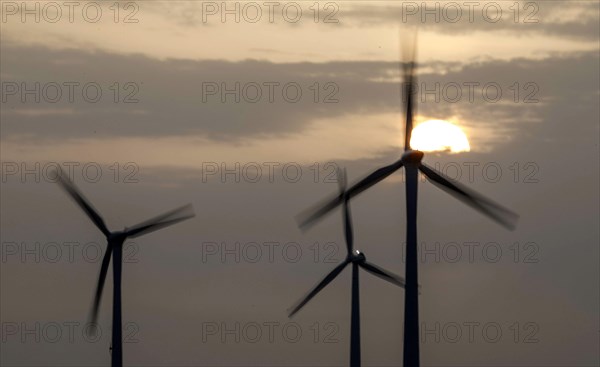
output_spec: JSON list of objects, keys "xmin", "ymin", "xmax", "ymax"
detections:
[{"xmin": 1, "ymin": 1, "xmax": 599, "ymax": 366}]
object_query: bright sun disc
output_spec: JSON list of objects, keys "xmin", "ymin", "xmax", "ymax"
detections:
[{"xmin": 410, "ymin": 120, "xmax": 470, "ymax": 153}]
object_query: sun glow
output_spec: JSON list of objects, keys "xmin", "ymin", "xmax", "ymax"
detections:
[{"xmin": 410, "ymin": 120, "xmax": 470, "ymax": 153}]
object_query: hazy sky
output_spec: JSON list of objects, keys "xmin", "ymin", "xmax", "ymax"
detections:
[{"xmin": 1, "ymin": 1, "xmax": 599, "ymax": 366}]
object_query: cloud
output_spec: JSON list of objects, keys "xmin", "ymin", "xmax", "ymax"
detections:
[
  {"xmin": 1, "ymin": 44, "xmax": 598, "ymax": 153},
  {"xmin": 341, "ymin": 1, "xmax": 600, "ymax": 41}
]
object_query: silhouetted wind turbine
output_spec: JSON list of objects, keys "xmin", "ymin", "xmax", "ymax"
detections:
[
  {"xmin": 296, "ymin": 36, "xmax": 519, "ymax": 367},
  {"xmin": 289, "ymin": 168, "xmax": 406, "ymax": 367},
  {"xmin": 54, "ymin": 169, "xmax": 195, "ymax": 367}
]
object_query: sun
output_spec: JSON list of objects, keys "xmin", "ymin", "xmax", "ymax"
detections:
[{"xmin": 409, "ymin": 120, "xmax": 470, "ymax": 153}]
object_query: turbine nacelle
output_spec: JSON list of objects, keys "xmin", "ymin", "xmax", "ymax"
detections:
[
  {"xmin": 349, "ymin": 249, "xmax": 366, "ymax": 263},
  {"xmin": 107, "ymin": 231, "xmax": 127, "ymax": 244},
  {"xmin": 401, "ymin": 150, "xmax": 424, "ymax": 165}
]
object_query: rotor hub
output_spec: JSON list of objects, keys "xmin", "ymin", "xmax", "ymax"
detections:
[
  {"xmin": 108, "ymin": 231, "xmax": 126, "ymax": 243},
  {"xmin": 402, "ymin": 150, "xmax": 424, "ymax": 165},
  {"xmin": 351, "ymin": 249, "xmax": 366, "ymax": 262}
]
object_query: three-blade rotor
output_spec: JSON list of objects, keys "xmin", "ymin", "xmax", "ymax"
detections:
[
  {"xmin": 54, "ymin": 169, "xmax": 196, "ymax": 332},
  {"xmin": 289, "ymin": 168, "xmax": 406, "ymax": 318}
]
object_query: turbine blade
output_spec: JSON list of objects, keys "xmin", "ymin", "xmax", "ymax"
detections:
[
  {"xmin": 88, "ymin": 242, "xmax": 113, "ymax": 334},
  {"xmin": 125, "ymin": 204, "xmax": 195, "ymax": 238},
  {"xmin": 53, "ymin": 169, "xmax": 110, "ymax": 236},
  {"xmin": 419, "ymin": 164, "xmax": 519, "ymax": 230},
  {"xmin": 343, "ymin": 198, "xmax": 353, "ymax": 254},
  {"xmin": 337, "ymin": 168, "xmax": 354, "ymax": 254},
  {"xmin": 402, "ymin": 66, "xmax": 416, "ymax": 151},
  {"xmin": 337, "ymin": 167, "xmax": 347, "ymax": 193},
  {"xmin": 401, "ymin": 30, "xmax": 418, "ymax": 151},
  {"xmin": 359, "ymin": 261, "xmax": 406, "ymax": 288},
  {"xmin": 347, "ymin": 160, "xmax": 404, "ymax": 199},
  {"xmin": 296, "ymin": 194, "xmax": 343, "ymax": 231},
  {"xmin": 297, "ymin": 161, "xmax": 403, "ymax": 231},
  {"xmin": 288, "ymin": 260, "xmax": 350, "ymax": 317}
]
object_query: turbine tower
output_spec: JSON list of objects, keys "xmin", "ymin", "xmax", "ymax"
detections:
[
  {"xmin": 54, "ymin": 169, "xmax": 195, "ymax": 367},
  {"xmin": 296, "ymin": 37, "xmax": 518, "ymax": 367},
  {"xmin": 289, "ymin": 168, "xmax": 406, "ymax": 367}
]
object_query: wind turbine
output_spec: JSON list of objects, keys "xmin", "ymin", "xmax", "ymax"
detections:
[
  {"xmin": 296, "ymin": 36, "xmax": 519, "ymax": 367},
  {"xmin": 289, "ymin": 168, "xmax": 406, "ymax": 367},
  {"xmin": 54, "ymin": 169, "xmax": 195, "ymax": 367}
]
